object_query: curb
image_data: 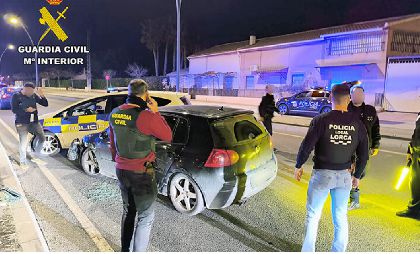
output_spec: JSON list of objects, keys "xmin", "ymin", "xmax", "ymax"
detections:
[{"xmin": 0, "ymin": 141, "xmax": 49, "ymax": 252}]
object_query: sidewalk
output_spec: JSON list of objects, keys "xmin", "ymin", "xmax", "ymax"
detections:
[
  {"xmin": 43, "ymin": 87, "xmax": 416, "ymax": 140},
  {"xmin": 0, "ymin": 141, "xmax": 49, "ymax": 252}
]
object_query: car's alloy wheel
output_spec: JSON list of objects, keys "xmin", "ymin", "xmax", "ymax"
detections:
[
  {"xmin": 169, "ymin": 173, "xmax": 205, "ymax": 216},
  {"xmin": 40, "ymin": 133, "xmax": 60, "ymax": 156},
  {"xmin": 278, "ymin": 104, "xmax": 289, "ymax": 115},
  {"xmin": 81, "ymin": 148, "xmax": 99, "ymax": 176}
]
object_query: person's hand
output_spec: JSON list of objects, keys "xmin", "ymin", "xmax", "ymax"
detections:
[
  {"xmin": 25, "ymin": 107, "xmax": 37, "ymax": 113},
  {"xmin": 147, "ymin": 96, "xmax": 159, "ymax": 113},
  {"xmin": 352, "ymin": 176, "xmax": 360, "ymax": 188},
  {"xmin": 294, "ymin": 168, "xmax": 303, "ymax": 181},
  {"xmin": 259, "ymin": 117, "xmax": 264, "ymax": 122},
  {"xmin": 370, "ymin": 148, "xmax": 379, "ymax": 156},
  {"xmin": 349, "ymin": 163, "xmax": 356, "ymax": 174},
  {"xmin": 36, "ymin": 87, "xmax": 45, "ymax": 97}
]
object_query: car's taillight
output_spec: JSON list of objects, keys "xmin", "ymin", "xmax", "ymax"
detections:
[{"xmin": 204, "ymin": 149, "xmax": 239, "ymax": 168}]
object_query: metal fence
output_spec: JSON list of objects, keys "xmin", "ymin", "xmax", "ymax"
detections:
[
  {"xmin": 43, "ymin": 77, "xmax": 166, "ymax": 90},
  {"xmin": 185, "ymin": 88, "xmax": 295, "ymax": 98}
]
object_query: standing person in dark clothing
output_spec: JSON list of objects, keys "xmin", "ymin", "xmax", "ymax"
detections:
[
  {"xmin": 295, "ymin": 84, "xmax": 369, "ymax": 252},
  {"xmin": 259, "ymin": 85, "xmax": 280, "ymax": 136},
  {"xmin": 11, "ymin": 83, "xmax": 48, "ymax": 168},
  {"xmin": 397, "ymin": 112, "xmax": 420, "ymax": 219},
  {"xmin": 108, "ymin": 79, "xmax": 172, "ymax": 252},
  {"xmin": 347, "ymin": 85, "xmax": 381, "ymax": 210}
]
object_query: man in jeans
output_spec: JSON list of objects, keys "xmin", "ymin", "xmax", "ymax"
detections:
[
  {"xmin": 294, "ymin": 84, "xmax": 369, "ymax": 252},
  {"xmin": 108, "ymin": 79, "xmax": 172, "ymax": 251},
  {"xmin": 11, "ymin": 83, "xmax": 48, "ymax": 168}
]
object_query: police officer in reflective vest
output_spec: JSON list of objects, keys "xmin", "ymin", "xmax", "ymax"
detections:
[
  {"xmin": 397, "ymin": 112, "xmax": 420, "ymax": 219},
  {"xmin": 109, "ymin": 79, "xmax": 173, "ymax": 251}
]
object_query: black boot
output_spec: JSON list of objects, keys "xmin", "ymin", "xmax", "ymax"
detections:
[{"xmin": 396, "ymin": 209, "xmax": 420, "ymax": 219}]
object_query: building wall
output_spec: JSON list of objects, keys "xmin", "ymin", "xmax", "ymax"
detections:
[
  {"xmin": 386, "ymin": 17, "xmax": 420, "ymax": 57},
  {"xmin": 189, "ymin": 53, "xmax": 240, "ymax": 74}
]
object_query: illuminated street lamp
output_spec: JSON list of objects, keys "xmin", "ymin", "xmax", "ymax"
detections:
[
  {"xmin": 0, "ymin": 44, "xmax": 16, "ymax": 75},
  {"xmin": 4, "ymin": 13, "xmax": 39, "ymax": 86}
]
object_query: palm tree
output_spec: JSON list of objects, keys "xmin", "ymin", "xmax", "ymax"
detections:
[{"xmin": 141, "ymin": 19, "xmax": 164, "ymax": 76}]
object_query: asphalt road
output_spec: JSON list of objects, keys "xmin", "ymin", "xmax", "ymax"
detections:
[{"xmin": 0, "ymin": 95, "xmax": 418, "ymax": 252}]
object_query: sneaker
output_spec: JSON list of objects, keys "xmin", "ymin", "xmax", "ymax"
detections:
[
  {"xmin": 348, "ymin": 201, "xmax": 360, "ymax": 210},
  {"xmin": 396, "ymin": 209, "xmax": 420, "ymax": 219}
]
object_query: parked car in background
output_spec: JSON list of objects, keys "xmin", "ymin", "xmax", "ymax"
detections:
[
  {"xmin": 276, "ymin": 88, "xmax": 331, "ymax": 116},
  {"xmin": 68, "ymin": 105, "xmax": 278, "ymax": 216},
  {"xmin": 0, "ymin": 87, "xmax": 20, "ymax": 110},
  {"xmin": 32, "ymin": 90, "xmax": 190, "ymax": 156}
]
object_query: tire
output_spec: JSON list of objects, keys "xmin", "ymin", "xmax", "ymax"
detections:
[
  {"xmin": 278, "ymin": 103, "xmax": 289, "ymax": 115},
  {"xmin": 35, "ymin": 132, "xmax": 61, "ymax": 156},
  {"xmin": 80, "ymin": 148, "xmax": 99, "ymax": 176},
  {"xmin": 320, "ymin": 106, "xmax": 332, "ymax": 114},
  {"xmin": 169, "ymin": 173, "xmax": 205, "ymax": 216}
]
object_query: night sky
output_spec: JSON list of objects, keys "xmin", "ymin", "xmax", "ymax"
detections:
[{"xmin": 1, "ymin": 0, "xmax": 420, "ymax": 78}]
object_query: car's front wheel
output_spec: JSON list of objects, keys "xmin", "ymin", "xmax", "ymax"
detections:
[
  {"xmin": 169, "ymin": 173, "xmax": 205, "ymax": 216},
  {"xmin": 35, "ymin": 132, "xmax": 61, "ymax": 156},
  {"xmin": 278, "ymin": 103, "xmax": 289, "ymax": 115},
  {"xmin": 80, "ymin": 148, "xmax": 99, "ymax": 176}
]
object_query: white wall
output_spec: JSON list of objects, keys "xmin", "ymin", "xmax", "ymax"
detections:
[{"xmin": 189, "ymin": 54, "xmax": 240, "ymax": 74}]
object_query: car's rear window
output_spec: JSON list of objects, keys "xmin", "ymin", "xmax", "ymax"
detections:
[
  {"xmin": 234, "ymin": 120, "xmax": 263, "ymax": 142},
  {"xmin": 210, "ymin": 114, "xmax": 266, "ymax": 147}
]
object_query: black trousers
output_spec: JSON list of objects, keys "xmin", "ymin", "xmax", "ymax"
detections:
[
  {"xmin": 263, "ymin": 116, "xmax": 273, "ymax": 136},
  {"xmin": 116, "ymin": 166, "xmax": 157, "ymax": 252},
  {"xmin": 408, "ymin": 152, "xmax": 420, "ymax": 212}
]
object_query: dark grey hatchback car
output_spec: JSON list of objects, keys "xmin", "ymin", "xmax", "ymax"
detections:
[{"xmin": 69, "ymin": 105, "xmax": 278, "ymax": 215}]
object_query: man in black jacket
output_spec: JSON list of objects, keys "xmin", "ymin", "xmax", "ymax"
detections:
[
  {"xmin": 295, "ymin": 83, "xmax": 369, "ymax": 252},
  {"xmin": 396, "ymin": 112, "xmax": 420, "ymax": 219},
  {"xmin": 348, "ymin": 85, "xmax": 381, "ymax": 210},
  {"xmin": 258, "ymin": 85, "xmax": 280, "ymax": 136},
  {"xmin": 11, "ymin": 83, "xmax": 48, "ymax": 168}
]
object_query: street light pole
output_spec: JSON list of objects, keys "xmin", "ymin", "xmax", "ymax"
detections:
[
  {"xmin": 0, "ymin": 44, "xmax": 15, "ymax": 75},
  {"xmin": 175, "ymin": 0, "xmax": 182, "ymax": 93},
  {"xmin": 21, "ymin": 24, "xmax": 39, "ymax": 87},
  {"xmin": 5, "ymin": 15, "xmax": 39, "ymax": 86}
]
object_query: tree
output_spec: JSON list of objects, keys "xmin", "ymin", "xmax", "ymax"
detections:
[
  {"xmin": 141, "ymin": 19, "xmax": 164, "ymax": 76},
  {"xmin": 125, "ymin": 63, "xmax": 148, "ymax": 78},
  {"xmin": 163, "ymin": 16, "xmax": 176, "ymax": 76}
]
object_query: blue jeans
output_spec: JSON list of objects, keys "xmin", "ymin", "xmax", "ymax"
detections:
[{"xmin": 302, "ymin": 169, "xmax": 352, "ymax": 252}]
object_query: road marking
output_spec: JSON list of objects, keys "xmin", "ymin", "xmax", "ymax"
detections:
[
  {"xmin": 273, "ymin": 131, "xmax": 407, "ymax": 156},
  {"xmin": 0, "ymin": 117, "xmax": 113, "ymax": 252}
]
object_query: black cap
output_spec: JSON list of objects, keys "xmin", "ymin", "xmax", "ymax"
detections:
[
  {"xmin": 331, "ymin": 83, "xmax": 350, "ymax": 96},
  {"xmin": 23, "ymin": 82, "xmax": 35, "ymax": 89}
]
